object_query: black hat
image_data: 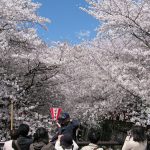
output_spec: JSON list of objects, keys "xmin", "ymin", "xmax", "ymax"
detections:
[
  {"xmin": 61, "ymin": 112, "xmax": 70, "ymax": 119},
  {"xmin": 59, "ymin": 112, "xmax": 70, "ymax": 120},
  {"xmin": 58, "ymin": 112, "xmax": 70, "ymax": 125}
]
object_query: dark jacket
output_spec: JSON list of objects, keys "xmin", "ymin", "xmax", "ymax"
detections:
[
  {"xmin": 30, "ymin": 141, "xmax": 54, "ymax": 150},
  {"xmin": 51, "ymin": 119, "xmax": 80, "ymax": 143},
  {"xmin": 12, "ymin": 136, "xmax": 33, "ymax": 150}
]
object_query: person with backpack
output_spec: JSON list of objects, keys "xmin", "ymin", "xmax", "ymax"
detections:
[{"xmin": 30, "ymin": 127, "xmax": 54, "ymax": 150}]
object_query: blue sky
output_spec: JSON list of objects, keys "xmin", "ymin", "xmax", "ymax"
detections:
[{"xmin": 35, "ymin": 0, "xmax": 99, "ymax": 44}]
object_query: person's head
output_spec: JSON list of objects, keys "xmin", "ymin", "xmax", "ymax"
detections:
[
  {"xmin": 33, "ymin": 127, "xmax": 49, "ymax": 144},
  {"xmin": 60, "ymin": 134, "xmax": 73, "ymax": 149},
  {"xmin": 10, "ymin": 129, "xmax": 19, "ymax": 140},
  {"xmin": 18, "ymin": 124, "xmax": 29, "ymax": 137},
  {"xmin": 131, "ymin": 125, "xmax": 147, "ymax": 142},
  {"xmin": 88, "ymin": 128, "xmax": 100, "ymax": 144},
  {"xmin": 58, "ymin": 112, "xmax": 70, "ymax": 126}
]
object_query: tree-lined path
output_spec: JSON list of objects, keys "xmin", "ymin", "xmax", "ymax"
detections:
[{"xmin": 0, "ymin": 0, "xmax": 150, "ymax": 144}]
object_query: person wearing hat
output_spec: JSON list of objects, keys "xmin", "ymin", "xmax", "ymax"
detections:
[
  {"xmin": 51, "ymin": 112, "xmax": 80, "ymax": 144},
  {"xmin": 55, "ymin": 134, "xmax": 78, "ymax": 150}
]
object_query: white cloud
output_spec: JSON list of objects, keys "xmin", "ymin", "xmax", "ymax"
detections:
[{"xmin": 76, "ymin": 30, "xmax": 91, "ymax": 40}]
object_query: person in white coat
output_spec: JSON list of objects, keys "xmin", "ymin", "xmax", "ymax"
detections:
[
  {"xmin": 122, "ymin": 125, "xmax": 147, "ymax": 150},
  {"xmin": 3, "ymin": 129, "xmax": 18, "ymax": 150}
]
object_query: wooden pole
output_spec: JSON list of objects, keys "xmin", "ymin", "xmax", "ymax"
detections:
[{"xmin": 10, "ymin": 99, "xmax": 13, "ymax": 130}]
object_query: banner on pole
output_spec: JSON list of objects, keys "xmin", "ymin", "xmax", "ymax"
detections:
[{"xmin": 50, "ymin": 108, "xmax": 62, "ymax": 120}]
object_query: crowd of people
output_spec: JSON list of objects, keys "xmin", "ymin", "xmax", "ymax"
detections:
[{"xmin": 1, "ymin": 112, "xmax": 149, "ymax": 150}]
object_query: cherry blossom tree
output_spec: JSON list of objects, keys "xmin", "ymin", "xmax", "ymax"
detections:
[
  {"xmin": 0, "ymin": 0, "xmax": 49, "ymax": 80},
  {"xmin": 0, "ymin": 0, "xmax": 64, "ymax": 133},
  {"xmin": 49, "ymin": 0, "xmax": 150, "ymax": 125},
  {"xmin": 78, "ymin": 0, "xmax": 150, "ymax": 123},
  {"xmin": 0, "ymin": 1, "xmax": 70, "ymax": 138},
  {"xmin": 1, "ymin": 0, "xmax": 150, "ymax": 129}
]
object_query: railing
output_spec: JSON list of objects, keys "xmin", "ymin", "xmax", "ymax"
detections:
[
  {"xmin": 78, "ymin": 141, "xmax": 122, "ymax": 146},
  {"xmin": 77, "ymin": 141, "xmax": 122, "ymax": 149}
]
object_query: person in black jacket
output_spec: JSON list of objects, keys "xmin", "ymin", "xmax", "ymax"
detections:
[
  {"xmin": 51, "ymin": 112, "xmax": 80, "ymax": 144},
  {"xmin": 12, "ymin": 124, "xmax": 33, "ymax": 150}
]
